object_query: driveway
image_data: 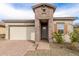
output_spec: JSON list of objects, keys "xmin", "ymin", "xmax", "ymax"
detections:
[{"xmin": 0, "ymin": 40, "xmax": 35, "ymax": 56}]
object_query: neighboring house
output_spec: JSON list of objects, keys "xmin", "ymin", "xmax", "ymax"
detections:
[
  {"xmin": 2, "ymin": 3, "xmax": 75, "ymax": 42},
  {"xmin": 0, "ymin": 22, "xmax": 5, "ymax": 39},
  {"xmin": 74, "ymin": 26, "xmax": 79, "ymax": 32},
  {"xmin": 73, "ymin": 23, "xmax": 79, "ymax": 32}
]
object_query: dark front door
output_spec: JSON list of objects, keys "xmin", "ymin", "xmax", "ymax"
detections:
[{"xmin": 41, "ymin": 23, "xmax": 48, "ymax": 40}]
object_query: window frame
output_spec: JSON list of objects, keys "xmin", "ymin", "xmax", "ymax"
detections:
[{"xmin": 56, "ymin": 22, "xmax": 65, "ymax": 34}]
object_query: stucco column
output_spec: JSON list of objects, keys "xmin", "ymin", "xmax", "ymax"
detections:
[
  {"xmin": 35, "ymin": 19, "xmax": 41, "ymax": 43},
  {"xmin": 48, "ymin": 18, "xmax": 53, "ymax": 43},
  {"xmin": 5, "ymin": 25, "xmax": 9, "ymax": 40}
]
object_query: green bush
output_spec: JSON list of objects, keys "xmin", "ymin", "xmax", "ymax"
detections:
[
  {"xmin": 69, "ymin": 30, "xmax": 79, "ymax": 48},
  {"xmin": 69, "ymin": 30, "xmax": 79, "ymax": 43},
  {"xmin": 53, "ymin": 32, "xmax": 64, "ymax": 44}
]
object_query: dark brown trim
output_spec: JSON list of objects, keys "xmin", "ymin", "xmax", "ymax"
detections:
[
  {"xmin": 9, "ymin": 25, "xmax": 35, "ymax": 27},
  {"xmin": 3, "ymin": 20, "xmax": 35, "ymax": 23},
  {"xmin": 54, "ymin": 23, "xmax": 57, "ymax": 32},
  {"xmin": 0, "ymin": 25, "xmax": 5, "ymax": 27},
  {"xmin": 53, "ymin": 17, "xmax": 76, "ymax": 21},
  {"xmin": 8, "ymin": 26, "xmax": 10, "ymax": 40},
  {"xmin": 64, "ymin": 23, "xmax": 67, "ymax": 34},
  {"xmin": 56, "ymin": 22, "xmax": 65, "ymax": 24}
]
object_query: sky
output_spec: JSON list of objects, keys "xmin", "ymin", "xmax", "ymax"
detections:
[{"xmin": 0, "ymin": 3, "xmax": 79, "ymax": 24}]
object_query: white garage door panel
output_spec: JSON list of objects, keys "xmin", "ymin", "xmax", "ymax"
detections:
[
  {"xmin": 26, "ymin": 27, "xmax": 35, "ymax": 41},
  {"xmin": 10, "ymin": 27, "xmax": 27, "ymax": 40},
  {"xmin": 10, "ymin": 26, "xmax": 35, "ymax": 40}
]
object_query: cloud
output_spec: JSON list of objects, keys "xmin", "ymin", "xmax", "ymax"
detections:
[
  {"xmin": 54, "ymin": 4, "xmax": 79, "ymax": 17},
  {"xmin": 53, "ymin": 4, "xmax": 79, "ymax": 24},
  {"xmin": 0, "ymin": 3, "xmax": 35, "ymax": 20},
  {"xmin": 0, "ymin": 3, "xmax": 79, "ymax": 22}
]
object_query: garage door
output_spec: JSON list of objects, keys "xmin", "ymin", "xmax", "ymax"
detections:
[
  {"xmin": 10, "ymin": 26, "xmax": 35, "ymax": 40},
  {"xmin": 26, "ymin": 27, "xmax": 35, "ymax": 41}
]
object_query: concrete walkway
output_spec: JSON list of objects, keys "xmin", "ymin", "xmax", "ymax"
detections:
[{"xmin": 37, "ymin": 40, "xmax": 50, "ymax": 50}]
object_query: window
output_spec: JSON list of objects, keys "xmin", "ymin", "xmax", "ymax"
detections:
[{"xmin": 57, "ymin": 23, "xmax": 64, "ymax": 34}]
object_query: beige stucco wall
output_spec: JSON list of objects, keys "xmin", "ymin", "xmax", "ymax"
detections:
[
  {"xmin": 53, "ymin": 20, "xmax": 73, "ymax": 43},
  {"xmin": 5, "ymin": 20, "xmax": 74, "ymax": 42},
  {"xmin": 5, "ymin": 23, "xmax": 35, "ymax": 40}
]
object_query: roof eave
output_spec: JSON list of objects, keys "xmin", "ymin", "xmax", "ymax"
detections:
[
  {"xmin": 2, "ymin": 20, "xmax": 35, "ymax": 23},
  {"xmin": 53, "ymin": 17, "xmax": 76, "ymax": 20}
]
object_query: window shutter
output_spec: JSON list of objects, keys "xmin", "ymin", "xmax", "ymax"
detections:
[
  {"xmin": 54, "ymin": 23, "xmax": 57, "ymax": 32},
  {"xmin": 64, "ymin": 23, "xmax": 67, "ymax": 34}
]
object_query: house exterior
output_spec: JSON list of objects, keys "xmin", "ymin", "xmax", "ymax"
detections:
[
  {"xmin": 74, "ymin": 27, "xmax": 79, "ymax": 32},
  {"xmin": 0, "ymin": 22, "xmax": 5, "ymax": 39},
  {"xmin": 3, "ymin": 3, "xmax": 75, "ymax": 43}
]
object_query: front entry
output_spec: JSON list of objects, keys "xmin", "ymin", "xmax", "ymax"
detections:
[{"xmin": 41, "ymin": 22, "xmax": 48, "ymax": 41}]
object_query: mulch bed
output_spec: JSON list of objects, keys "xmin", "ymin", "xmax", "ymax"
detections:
[
  {"xmin": 50, "ymin": 42, "xmax": 79, "ymax": 54},
  {"xmin": 24, "ymin": 43, "xmax": 79, "ymax": 56}
]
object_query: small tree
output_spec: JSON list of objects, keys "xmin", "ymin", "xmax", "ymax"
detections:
[
  {"xmin": 69, "ymin": 30, "xmax": 79, "ymax": 48},
  {"xmin": 69, "ymin": 30, "xmax": 79, "ymax": 43},
  {"xmin": 53, "ymin": 32, "xmax": 64, "ymax": 44}
]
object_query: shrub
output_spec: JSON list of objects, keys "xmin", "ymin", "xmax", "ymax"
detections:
[
  {"xmin": 53, "ymin": 32, "xmax": 64, "ymax": 44},
  {"xmin": 69, "ymin": 30, "xmax": 79, "ymax": 48},
  {"xmin": 69, "ymin": 30, "xmax": 79, "ymax": 43}
]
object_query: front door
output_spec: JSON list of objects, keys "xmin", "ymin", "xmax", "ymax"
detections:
[{"xmin": 41, "ymin": 23, "xmax": 48, "ymax": 40}]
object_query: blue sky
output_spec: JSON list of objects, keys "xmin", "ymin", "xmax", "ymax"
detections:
[{"xmin": 0, "ymin": 3, "xmax": 79, "ymax": 24}]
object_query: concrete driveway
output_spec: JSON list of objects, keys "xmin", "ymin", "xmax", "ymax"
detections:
[{"xmin": 0, "ymin": 40, "xmax": 35, "ymax": 56}]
